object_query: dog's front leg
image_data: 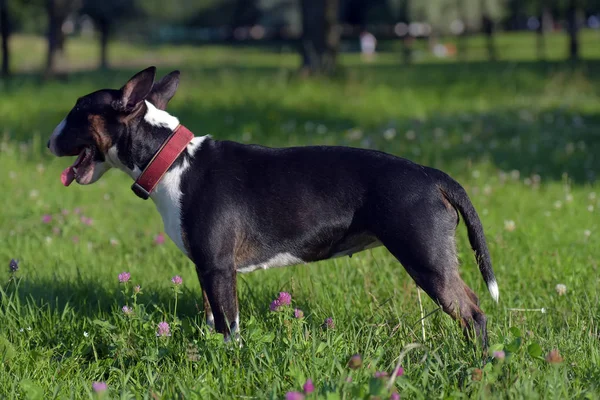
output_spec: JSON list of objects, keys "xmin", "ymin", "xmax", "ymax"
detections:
[{"xmin": 198, "ymin": 266, "xmax": 239, "ymax": 342}]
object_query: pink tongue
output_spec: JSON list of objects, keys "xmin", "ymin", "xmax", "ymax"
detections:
[
  {"xmin": 61, "ymin": 150, "xmax": 86, "ymax": 187},
  {"xmin": 61, "ymin": 166, "xmax": 75, "ymax": 186}
]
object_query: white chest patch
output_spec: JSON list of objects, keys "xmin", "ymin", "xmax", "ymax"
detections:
[
  {"xmin": 236, "ymin": 252, "xmax": 305, "ymax": 273},
  {"xmin": 149, "ymin": 137, "xmax": 206, "ymax": 257}
]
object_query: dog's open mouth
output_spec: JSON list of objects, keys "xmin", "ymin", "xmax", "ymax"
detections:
[{"xmin": 60, "ymin": 146, "xmax": 96, "ymax": 186}]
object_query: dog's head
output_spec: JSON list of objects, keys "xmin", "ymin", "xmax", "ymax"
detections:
[{"xmin": 48, "ymin": 66, "xmax": 181, "ymax": 186}]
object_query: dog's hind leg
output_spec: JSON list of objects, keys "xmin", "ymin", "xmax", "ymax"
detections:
[
  {"xmin": 371, "ymin": 196, "xmax": 488, "ymax": 348},
  {"xmin": 386, "ymin": 238, "xmax": 488, "ymax": 348}
]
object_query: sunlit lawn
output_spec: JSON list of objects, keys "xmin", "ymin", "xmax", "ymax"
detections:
[{"xmin": 1, "ymin": 33, "xmax": 599, "ymax": 398}]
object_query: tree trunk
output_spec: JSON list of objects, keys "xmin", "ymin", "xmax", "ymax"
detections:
[
  {"xmin": 400, "ymin": 0, "xmax": 412, "ymax": 64},
  {"xmin": 99, "ymin": 19, "xmax": 109, "ymax": 70},
  {"xmin": 45, "ymin": 0, "xmax": 60, "ymax": 77},
  {"xmin": 300, "ymin": 0, "xmax": 340, "ymax": 76},
  {"xmin": 480, "ymin": 0, "xmax": 495, "ymax": 61},
  {"xmin": 0, "ymin": 0, "xmax": 9, "ymax": 77},
  {"xmin": 566, "ymin": 0, "xmax": 580, "ymax": 61},
  {"xmin": 536, "ymin": 5, "xmax": 551, "ymax": 60}
]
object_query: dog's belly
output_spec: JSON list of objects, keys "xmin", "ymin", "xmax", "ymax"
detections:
[
  {"xmin": 329, "ymin": 233, "xmax": 382, "ymax": 258},
  {"xmin": 235, "ymin": 233, "xmax": 381, "ymax": 274}
]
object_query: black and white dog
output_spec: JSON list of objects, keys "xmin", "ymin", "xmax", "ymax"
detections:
[{"xmin": 47, "ymin": 67, "xmax": 498, "ymax": 347}]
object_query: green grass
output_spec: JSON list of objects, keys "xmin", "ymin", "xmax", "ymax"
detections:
[{"xmin": 1, "ymin": 33, "xmax": 600, "ymax": 399}]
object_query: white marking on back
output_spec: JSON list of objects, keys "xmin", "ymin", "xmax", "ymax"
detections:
[
  {"xmin": 144, "ymin": 101, "xmax": 179, "ymax": 130},
  {"xmin": 236, "ymin": 252, "xmax": 304, "ymax": 273},
  {"xmin": 488, "ymin": 279, "xmax": 499, "ymax": 303},
  {"xmin": 187, "ymin": 136, "xmax": 205, "ymax": 157},
  {"xmin": 48, "ymin": 118, "xmax": 66, "ymax": 156}
]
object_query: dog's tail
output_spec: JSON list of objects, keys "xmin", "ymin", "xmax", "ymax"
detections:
[{"xmin": 436, "ymin": 171, "xmax": 498, "ymax": 303}]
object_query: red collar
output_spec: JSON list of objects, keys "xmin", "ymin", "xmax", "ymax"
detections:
[{"xmin": 131, "ymin": 124, "xmax": 194, "ymax": 200}]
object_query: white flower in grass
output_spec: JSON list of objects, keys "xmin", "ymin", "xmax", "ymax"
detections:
[
  {"xmin": 347, "ymin": 129, "xmax": 363, "ymax": 141},
  {"xmin": 383, "ymin": 128, "xmax": 396, "ymax": 140},
  {"xmin": 555, "ymin": 284, "xmax": 567, "ymax": 296},
  {"xmin": 504, "ymin": 220, "xmax": 516, "ymax": 232}
]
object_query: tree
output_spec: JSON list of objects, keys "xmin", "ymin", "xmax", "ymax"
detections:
[
  {"xmin": 299, "ymin": 0, "xmax": 340, "ymax": 76},
  {"xmin": 566, "ymin": 0, "xmax": 581, "ymax": 61},
  {"xmin": 81, "ymin": 0, "xmax": 137, "ymax": 69},
  {"xmin": 536, "ymin": 0, "xmax": 553, "ymax": 60},
  {"xmin": 480, "ymin": 0, "xmax": 496, "ymax": 60},
  {"xmin": 0, "ymin": 0, "xmax": 9, "ymax": 77},
  {"xmin": 45, "ymin": 0, "xmax": 79, "ymax": 77}
]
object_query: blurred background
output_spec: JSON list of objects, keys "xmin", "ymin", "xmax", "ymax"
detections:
[{"xmin": 0, "ymin": 0, "xmax": 599, "ymax": 77}]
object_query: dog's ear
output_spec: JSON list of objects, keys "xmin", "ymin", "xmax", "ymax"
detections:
[
  {"xmin": 114, "ymin": 66, "xmax": 156, "ymax": 112},
  {"xmin": 147, "ymin": 70, "xmax": 180, "ymax": 110}
]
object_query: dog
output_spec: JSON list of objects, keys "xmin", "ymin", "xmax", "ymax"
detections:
[{"xmin": 47, "ymin": 67, "xmax": 498, "ymax": 347}]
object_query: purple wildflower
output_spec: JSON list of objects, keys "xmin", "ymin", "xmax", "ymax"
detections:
[
  {"xmin": 9, "ymin": 259, "xmax": 19, "ymax": 273},
  {"xmin": 278, "ymin": 292, "xmax": 292, "ymax": 306},
  {"xmin": 324, "ymin": 317, "xmax": 335, "ymax": 330},
  {"xmin": 393, "ymin": 366, "xmax": 404, "ymax": 378},
  {"xmin": 303, "ymin": 379, "xmax": 314, "ymax": 394},
  {"xmin": 285, "ymin": 392, "xmax": 305, "ymax": 400},
  {"xmin": 42, "ymin": 214, "xmax": 52, "ymax": 224},
  {"xmin": 269, "ymin": 300, "xmax": 281, "ymax": 312},
  {"xmin": 118, "ymin": 272, "xmax": 131, "ymax": 283},
  {"xmin": 269, "ymin": 292, "xmax": 292, "ymax": 312},
  {"xmin": 348, "ymin": 354, "xmax": 362, "ymax": 369},
  {"xmin": 171, "ymin": 275, "xmax": 183, "ymax": 285},
  {"xmin": 92, "ymin": 382, "xmax": 107, "ymax": 393},
  {"xmin": 294, "ymin": 308, "xmax": 304, "ymax": 319},
  {"xmin": 157, "ymin": 321, "xmax": 171, "ymax": 337},
  {"xmin": 122, "ymin": 306, "xmax": 133, "ymax": 315},
  {"xmin": 154, "ymin": 233, "xmax": 165, "ymax": 245}
]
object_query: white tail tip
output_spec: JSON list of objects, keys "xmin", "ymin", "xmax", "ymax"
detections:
[{"xmin": 488, "ymin": 280, "xmax": 499, "ymax": 303}]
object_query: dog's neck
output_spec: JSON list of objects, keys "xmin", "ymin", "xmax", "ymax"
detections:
[{"xmin": 108, "ymin": 101, "xmax": 182, "ymax": 180}]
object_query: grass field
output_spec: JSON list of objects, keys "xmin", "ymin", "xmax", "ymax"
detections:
[{"xmin": 1, "ymin": 33, "xmax": 600, "ymax": 399}]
